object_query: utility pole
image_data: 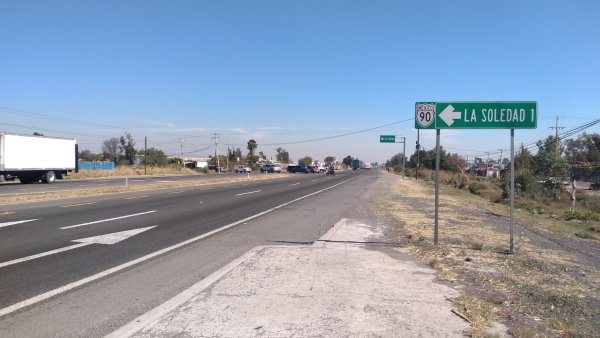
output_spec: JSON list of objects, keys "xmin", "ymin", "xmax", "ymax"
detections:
[
  {"xmin": 212, "ymin": 133, "xmax": 221, "ymax": 173},
  {"xmin": 144, "ymin": 136, "xmax": 147, "ymax": 175},
  {"xmin": 179, "ymin": 138, "xmax": 184, "ymax": 168},
  {"xmin": 548, "ymin": 116, "xmax": 565, "ymax": 157},
  {"xmin": 226, "ymin": 140, "xmax": 233, "ymax": 171},
  {"xmin": 416, "ymin": 130, "xmax": 420, "ymax": 179},
  {"xmin": 498, "ymin": 149, "xmax": 503, "ymax": 164}
]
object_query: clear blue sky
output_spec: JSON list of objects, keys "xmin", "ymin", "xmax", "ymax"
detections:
[{"xmin": 1, "ymin": 0, "xmax": 599, "ymax": 163}]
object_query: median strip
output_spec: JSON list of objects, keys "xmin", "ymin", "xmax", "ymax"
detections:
[
  {"xmin": 124, "ymin": 196, "xmax": 149, "ymax": 200},
  {"xmin": 61, "ymin": 202, "xmax": 97, "ymax": 208}
]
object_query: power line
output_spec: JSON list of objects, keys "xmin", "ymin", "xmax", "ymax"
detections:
[
  {"xmin": 0, "ymin": 105, "xmax": 126, "ymax": 130},
  {"xmin": 260, "ymin": 119, "xmax": 412, "ymax": 146}
]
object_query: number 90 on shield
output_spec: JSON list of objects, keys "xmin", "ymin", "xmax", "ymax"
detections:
[{"xmin": 415, "ymin": 102, "xmax": 436, "ymax": 129}]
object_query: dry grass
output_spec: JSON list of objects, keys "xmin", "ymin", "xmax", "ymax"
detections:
[
  {"xmin": 375, "ymin": 177, "xmax": 600, "ymax": 337},
  {"xmin": 67, "ymin": 166, "xmax": 197, "ymax": 179},
  {"xmin": 457, "ymin": 295, "xmax": 497, "ymax": 337}
]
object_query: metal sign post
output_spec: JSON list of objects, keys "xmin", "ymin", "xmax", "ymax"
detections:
[
  {"xmin": 510, "ymin": 129, "xmax": 515, "ymax": 254},
  {"xmin": 380, "ymin": 135, "xmax": 406, "ymax": 177},
  {"xmin": 416, "ymin": 102, "xmax": 537, "ymax": 251},
  {"xmin": 434, "ymin": 129, "xmax": 440, "ymax": 245}
]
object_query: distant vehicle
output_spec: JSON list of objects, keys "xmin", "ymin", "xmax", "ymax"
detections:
[
  {"xmin": 0, "ymin": 133, "xmax": 78, "ymax": 184},
  {"xmin": 308, "ymin": 165, "xmax": 320, "ymax": 173},
  {"xmin": 260, "ymin": 164, "xmax": 282, "ymax": 173},
  {"xmin": 352, "ymin": 159, "xmax": 361, "ymax": 170},
  {"xmin": 208, "ymin": 165, "xmax": 227, "ymax": 173},
  {"xmin": 234, "ymin": 165, "xmax": 252, "ymax": 173},
  {"xmin": 326, "ymin": 165, "xmax": 335, "ymax": 176},
  {"xmin": 287, "ymin": 165, "xmax": 309, "ymax": 174}
]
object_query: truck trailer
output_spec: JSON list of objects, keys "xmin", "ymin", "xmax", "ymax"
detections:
[{"xmin": 0, "ymin": 133, "xmax": 78, "ymax": 184}]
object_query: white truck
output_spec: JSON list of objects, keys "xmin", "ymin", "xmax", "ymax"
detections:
[{"xmin": 0, "ymin": 133, "xmax": 78, "ymax": 184}]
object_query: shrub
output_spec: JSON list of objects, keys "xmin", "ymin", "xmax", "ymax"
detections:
[
  {"xmin": 561, "ymin": 210, "xmax": 600, "ymax": 221},
  {"xmin": 451, "ymin": 173, "xmax": 469, "ymax": 189},
  {"xmin": 469, "ymin": 181, "xmax": 487, "ymax": 195},
  {"xmin": 580, "ymin": 195, "xmax": 600, "ymax": 213}
]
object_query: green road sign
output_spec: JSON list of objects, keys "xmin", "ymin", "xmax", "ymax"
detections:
[
  {"xmin": 380, "ymin": 135, "xmax": 395, "ymax": 143},
  {"xmin": 415, "ymin": 102, "xmax": 537, "ymax": 129}
]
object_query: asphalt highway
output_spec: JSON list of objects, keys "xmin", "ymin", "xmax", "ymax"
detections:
[{"xmin": 0, "ymin": 169, "xmax": 378, "ymax": 337}]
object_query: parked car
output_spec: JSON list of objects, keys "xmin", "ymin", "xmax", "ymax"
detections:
[
  {"xmin": 234, "ymin": 165, "xmax": 252, "ymax": 173},
  {"xmin": 308, "ymin": 166, "xmax": 320, "ymax": 173},
  {"xmin": 287, "ymin": 165, "xmax": 310, "ymax": 174},
  {"xmin": 260, "ymin": 164, "xmax": 282, "ymax": 173}
]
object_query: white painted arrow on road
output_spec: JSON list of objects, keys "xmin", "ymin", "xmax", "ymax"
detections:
[
  {"xmin": 0, "ymin": 226, "xmax": 157, "ymax": 268},
  {"xmin": 439, "ymin": 104, "xmax": 461, "ymax": 126}
]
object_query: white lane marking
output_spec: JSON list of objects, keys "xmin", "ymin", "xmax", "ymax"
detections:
[
  {"xmin": 156, "ymin": 180, "xmax": 176, "ymax": 183},
  {"xmin": 312, "ymin": 179, "xmax": 318, "ymax": 182},
  {"xmin": 0, "ymin": 243, "xmax": 89, "ymax": 268},
  {"xmin": 235, "ymin": 190, "xmax": 262, "ymax": 196},
  {"xmin": 0, "ymin": 226, "xmax": 157, "ymax": 269},
  {"xmin": 60, "ymin": 211, "xmax": 157, "ymax": 230},
  {"xmin": 0, "ymin": 177, "xmax": 355, "ymax": 318},
  {"xmin": 289, "ymin": 183, "xmax": 300, "ymax": 186},
  {"xmin": 0, "ymin": 219, "xmax": 38, "ymax": 229},
  {"xmin": 106, "ymin": 248, "xmax": 261, "ymax": 338}
]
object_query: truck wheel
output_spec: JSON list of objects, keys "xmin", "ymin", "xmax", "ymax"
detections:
[{"xmin": 43, "ymin": 171, "xmax": 56, "ymax": 184}]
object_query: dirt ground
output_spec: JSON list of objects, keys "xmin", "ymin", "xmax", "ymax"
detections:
[{"xmin": 371, "ymin": 174, "xmax": 600, "ymax": 337}]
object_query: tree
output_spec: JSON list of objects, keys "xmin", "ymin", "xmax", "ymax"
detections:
[
  {"xmin": 145, "ymin": 148, "xmax": 168, "ymax": 167},
  {"xmin": 259, "ymin": 151, "xmax": 267, "ymax": 160},
  {"xmin": 247, "ymin": 139, "xmax": 257, "ymax": 156},
  {"xmin": 536, "ymin": 135, "xmax": 563, "ymax": 157},
  {"xmin": 79, "ymin": 149, "xmax": 103, "ymax": 162},
  {"xmin": 515, "ymin": 144, "xmax": 533, "ymax": 170},
  {"xmin": 119, "ymin": 133, "xmax": 138, "ymax": 165},
  {"xmin": 324, "ymin": 156, "xmax": 335, "ymax": 165},
  {"xmin": 246, "ymin": 139, "xmax": 258, "ymax": 166},
  {"xmin": 275, "ymin": 147, "xmax": 290, "ymax": 163},
  {"xmin": 102, "ymin": 137, "xmax": 120, "ymax": 163},
  {"xmin": 564, "ymin": 132, "xmax": 600, "ymax": 179},
  {"xmin": 342, "ymin": 155, "xmax": 353, "ymax": 167},
  {"xmin": 386, "ymin": 153, "xmax": 406, "ymax": 168},
  {"xmin": 532, "ymin": 151, "xmax": 569, "ymax": 179},
  {"xmin": 298, "ymin": 156, "xmax": 313, "ymax": 166},
  {"xmin": 446, "ymin": 154, "xmax": 468, "ymax": 173},
  {"xmin": 33, "ymin": 132, "xmax": 44, "ymax": 136}
]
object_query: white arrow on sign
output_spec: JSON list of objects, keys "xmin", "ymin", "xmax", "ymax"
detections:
[
  {"xmin": 439, "ymin": 104, "xmax": 461, "ymax": 126},
  {"xmin": 0, "ymin": 226, "xmax": 156, "ymax": 268}
]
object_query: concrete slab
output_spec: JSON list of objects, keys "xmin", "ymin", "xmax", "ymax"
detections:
[{"xmin": 107, "ymin": 219, "xmax": 469, "ymax": 337}]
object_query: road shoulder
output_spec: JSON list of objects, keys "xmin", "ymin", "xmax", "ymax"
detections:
[{"xmin": 108, "ymin": 218, "xmax": 471, "ymax": 337}]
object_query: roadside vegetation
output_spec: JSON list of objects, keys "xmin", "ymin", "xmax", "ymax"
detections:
[
  {"xmin": 381, "ymin": 132, "xmax": 600, "ymax": 336},
  {"xmin": 77, "ymin": 133, "xmax": 350, "ymax": 175}
]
